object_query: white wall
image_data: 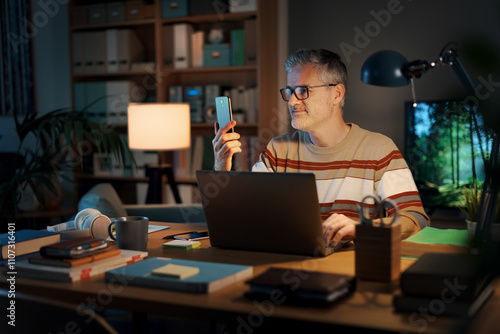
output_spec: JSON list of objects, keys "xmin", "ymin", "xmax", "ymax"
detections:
[{"xmin": 288, "ymin": 0, "xmax": 500, "ymax": 152}]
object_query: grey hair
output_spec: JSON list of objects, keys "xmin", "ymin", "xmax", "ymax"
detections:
[{"xmin": 284, "ymin": 49, "xmax": 349, "ymax": 107}]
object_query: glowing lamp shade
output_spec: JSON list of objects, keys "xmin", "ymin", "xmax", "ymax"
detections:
[{"xmin": 128, "ymin": 103, "xmax": 191, "ymax": 150}]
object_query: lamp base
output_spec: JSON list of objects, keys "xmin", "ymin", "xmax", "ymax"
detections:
[{"xmin": 145, "ymin": 164, "xmax": 182, "ymax": 204}]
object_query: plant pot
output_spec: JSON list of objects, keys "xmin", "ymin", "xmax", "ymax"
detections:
[
  {"xmin": 17, "ymin": 183, "xmax": 40, "ymax": 212},
  {"xmin": 466, "ymin": 219, "xmax": 500, "ymax": 243},
  {"xmin": 37, "ymin": 174, "xmax": 63, "ymax": 211}
]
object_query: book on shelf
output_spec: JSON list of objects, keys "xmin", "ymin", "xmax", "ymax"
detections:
[
  {"xmin": 15, "ymin": 249, "xmax": 147, "ymax": 282},
  {"xmin": 0, "ymin": 230, "xmax": 60, "ymax": 260},
  {"xmin": 400, "ymin": 253, "xmax": 491, "ymax": 300},
  {"xmin": 245, "ymin": 267, "xmax": 356, "ymax": 305},
  {"xmin": 104, "ymin": 257, "xmax": 253, "ymax": 293},
  {"xmin": 393, "ymin": 282, "xmax": 493, "ymax": 318},
  {"xmin": 401, "ymin": 227, "xmax": 469, "ymax": 258},
  {"xmin": 230, "ymin": 29, "xmax": 245, "ymax": 66}
]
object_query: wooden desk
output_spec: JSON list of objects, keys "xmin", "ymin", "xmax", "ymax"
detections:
[{"xmin": 3, "ymin": 223, "xmax": 499, "ymax": 333}]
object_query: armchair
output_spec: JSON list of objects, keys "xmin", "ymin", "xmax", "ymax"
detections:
[{"xmin": 78, "ymin": 183, "xmax": 206, "ymax": 225}]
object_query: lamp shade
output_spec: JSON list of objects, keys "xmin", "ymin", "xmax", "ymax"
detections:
[
  {"xmin": 361, "ymin": 50, "xmax": 410, "ymax": 87},
  {"xmin": 128, "ymin": 103, "xmax": 191, "ymax": 150}
]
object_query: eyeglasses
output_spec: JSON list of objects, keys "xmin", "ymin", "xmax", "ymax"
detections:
[{"xmin": 280, "ymin": 84, "xmax": 338, "ymax": 101}]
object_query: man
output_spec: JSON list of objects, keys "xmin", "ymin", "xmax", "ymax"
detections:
[{"xmin": 212, "ymin": 48, "xmax": 430, "ymax": 247}]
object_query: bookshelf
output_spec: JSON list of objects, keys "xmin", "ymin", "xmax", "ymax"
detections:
[{"xmin": 67, "ymin": 0, "xmax": 282, "ymax": 203}]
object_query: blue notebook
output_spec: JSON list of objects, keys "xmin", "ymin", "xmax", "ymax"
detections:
[{"xmin": 104, "ymin": 257, "xmax": 253, "ymax": 293}]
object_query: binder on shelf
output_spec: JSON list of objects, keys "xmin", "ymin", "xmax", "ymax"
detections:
[
  {"xmin": 230, "ymin": 86, "xmax": 246, "ymax": 114},
  {"xmin": 246, "ymin": 87, "xmax": 258, "ymax": 123},
  {"xmin": 184, "ymin": 85, "xmax": 204, "ymax": 123},
  {"xmin": 117, "ymin": 29, "xmax": 145, "ymax": 72},
  {"xmin": 162, "ymin": 25, "xmax": 174, "ymax": 68},
  {"xmin": 191, "ymin": 30, "xmax": 205, "ymax": 68},
  {"xmin": 83, "ymin": 32, "xmax": 95, "ymax": 73},
  {"xmin": 244, "ymin": 19, "xmax": 257, "ymax": 65},
  {"xmin": 204, "ymin": 84, "xmax": 220, "ymax": 123},
  {"xmin": 173, "ymin": 23, "xmax": 193, "ymax": 69},
  {"xmin": 106, "ymin": 81, "xmax": 134, "ymax": 125},
  {"xmin": 191, "ymin": 136, "xmax": 204, "ymax": 176},
  {"xmin": 168, "ymin": 85, "xmax": 183, "ymax": 103},
  {"xmin": 73, "ymin": 83, "xmax": 87, "ymax": 111},
  {"xmin": 106, "ymin": 29, "xmax": 119, "ymax": 72},
  {"xmin": 85, "ymin": 82, "xmax": 107, "ymax": 122},
  {"xmin": 230, "ymin": 29, "xmax": 245, "ymax": 66},
  {"xmin": 72, "ymin": 32, "xmax": 84, "ymax": 75},
  {"xmin": 93, "ymin": 31, "xmax": 106, "ymax": 73}
]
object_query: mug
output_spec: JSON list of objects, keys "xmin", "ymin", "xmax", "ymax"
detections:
[{"xmin": 108, "ymin": 216, "xmax": 149, "ymax": 251}]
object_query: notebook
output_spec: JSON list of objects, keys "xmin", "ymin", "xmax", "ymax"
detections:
[{"xmin": 196, "ymin": 171, "xmax": 349, "ymax": 257}]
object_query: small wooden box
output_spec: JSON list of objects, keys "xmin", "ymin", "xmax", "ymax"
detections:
[
  {"xmin": 355, "ymin": 223, "xmax": 401, "ymax": 282},
  {"xmin": 87, "ymin": 4, "xmax": 107, "ymax": 25},
  {"xmin": 142, "ymin": 4, "xmax": 155, "ymax": 18},
  {"xmin": 107, "ymin": 2, "xmax": 126, "ymax": 23},
  {"xmin": 126, "ymin": 1, "xmax": 143, "ymax": 21},
  {"xmin": 69, "ymin": 7, "xmax": 88, "ymax": 26}
]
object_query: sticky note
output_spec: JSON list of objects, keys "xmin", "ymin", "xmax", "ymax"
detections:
[
  {"xmin": 162, "ymin": 240, "xmax": 201, "ymax": 250},
  {"xmin": 151, "ymin": 263, "xmax": 200, "ymax": 279}
]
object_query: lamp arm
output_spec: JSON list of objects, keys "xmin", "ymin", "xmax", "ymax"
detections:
[{"xmin": 439, "ymin": 48, "xmax": 476, "ymax": 96}]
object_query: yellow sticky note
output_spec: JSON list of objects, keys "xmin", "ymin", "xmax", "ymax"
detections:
[{"xmin": 151, "ymin": 263, "xmax": 199, "ymax": 279}]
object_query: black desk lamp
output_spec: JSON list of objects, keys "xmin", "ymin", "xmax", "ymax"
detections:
[
  {"xmin": 128, "ymin": 103, "xmax": 191, "ymax": 204},
  {"xmin": 361, "ymin": 42, "xmax": 499, "ymax": 255}
]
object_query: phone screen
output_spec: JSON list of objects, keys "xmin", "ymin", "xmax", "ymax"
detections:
[
  {"xmin": 173, "ymin": 231, "xmax": 209, "ymax": 241},
  {"xmin": 215, "ymin": 96, "xmax": 233, "ymax": 132}
]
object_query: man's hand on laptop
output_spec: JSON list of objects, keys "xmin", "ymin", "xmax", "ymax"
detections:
[
  {"xmin": 213, "ymin": 121, "xmax": 242, "ymax": 171},
  {"xmin": 322, "ymin": 213, "xmax": 357, "ymax": 247}
]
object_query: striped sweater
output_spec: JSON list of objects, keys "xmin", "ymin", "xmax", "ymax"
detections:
[{"xmin": 252, "ymin": 123, "xmax": 430, "ymax": 239}]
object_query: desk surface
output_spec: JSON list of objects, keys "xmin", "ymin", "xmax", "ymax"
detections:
[{"xmin": 5, "ymin": 222, "xmax": 500, "ymax": 333}]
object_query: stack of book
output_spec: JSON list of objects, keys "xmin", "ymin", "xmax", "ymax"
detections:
[
  {"xmin": 13, "ymin": 237, "xmax": 148, "ymax": 282},
  {"xmin": 393, "ymin": 253, "xmax": 494, "ymax": 318}
]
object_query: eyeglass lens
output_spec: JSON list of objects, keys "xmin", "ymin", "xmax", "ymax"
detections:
[{"xmin": 281, "ymin": 86, "xmax": 309, "ymax": 101}]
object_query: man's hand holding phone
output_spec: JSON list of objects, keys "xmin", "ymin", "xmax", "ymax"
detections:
[
  {"xmin": 213, "ymin": 120, "xmax": 241, "ymax": 171},
  {"xmin": 212, "ymin": 96, "xmax": 242, "ymax": 171}
]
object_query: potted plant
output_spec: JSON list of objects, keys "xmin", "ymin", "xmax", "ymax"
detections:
[
  {"xmin": 459, "ymin": 179, "xmax": 500, "ymax": 243},
  {"xmin": 0, "ymin": 104, "xmax": 133, "ymax": 225}
]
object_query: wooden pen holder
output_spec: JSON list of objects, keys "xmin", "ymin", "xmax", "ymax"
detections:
[{"xmin": 355, "ymin": 223, "xmax": 401, "ymax": 282}]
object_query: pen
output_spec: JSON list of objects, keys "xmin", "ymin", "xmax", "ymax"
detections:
[{"xmin": 162, "ymin": 231, "xmax": 198, "ymax": 239}]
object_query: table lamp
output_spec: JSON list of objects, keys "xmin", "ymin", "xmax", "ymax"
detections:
[
  {"xmin": 360, "ymin": 42, "xmax": 499, "ymax": 255},
  {"xmin": 128, "ymin": 103, "xmax": 191, "ymax": 204}
]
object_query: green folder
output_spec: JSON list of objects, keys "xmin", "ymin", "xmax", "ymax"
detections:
[{"xmin": 401, "ymin": 227, "xmax": 469, "ymax": 258}]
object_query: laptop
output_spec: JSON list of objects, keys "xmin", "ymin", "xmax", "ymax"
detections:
[{"xmin": 196, "ymin": 171, "xmax": 348, "ymax": 257}]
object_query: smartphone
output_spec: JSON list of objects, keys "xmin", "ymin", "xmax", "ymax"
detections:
[
  {"xmin": 174, "ymin": 231, "xmax": 209, "ymax": 241},
  {"xmin": 215, "ymin": 96, "xmax": 233, "ymax": 132}
]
